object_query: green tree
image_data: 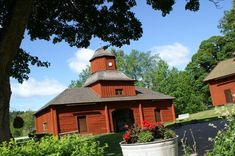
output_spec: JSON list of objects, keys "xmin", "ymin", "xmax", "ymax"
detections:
[
  {"xmin": 69, "ymin": 66, "xmax": 91, "ymax": 88},
  {"xmin": 219, "ymin": 0, "xmax": 235, "ymax": 36},
  {"xmin": 0, "ymin": 0, "xmax": 222, "ymax": 142},
  {"xmin": 113, "ymin": 49, "xmax": 160, "ymax": 88},
  {"xmin": 186, "ymin": 35, "xmax": 235, "ymax": 107},
  {"xmin": 10, "ymin": 111, "xmax": 35, "ymax": 137}
]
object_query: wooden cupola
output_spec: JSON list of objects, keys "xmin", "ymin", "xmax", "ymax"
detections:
[
  {"xmin": 89, "ymin": 47, "xmax": 116, "ymax": 74},
  {"xmin": 84, "ymin": 47, "xmax": 136, "ymax": 98}
]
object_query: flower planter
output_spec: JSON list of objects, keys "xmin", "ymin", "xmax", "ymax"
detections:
[{"xmin": 120, "ymin": 136, "xmax": 178, "ymax": 156}]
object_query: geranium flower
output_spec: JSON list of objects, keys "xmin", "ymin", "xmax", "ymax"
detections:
[
  {"xmin": 143, "ymin": 120, "xmax": 151, "ymax": 128},
  {"xmin": 123, "ymin": 133, "xmax": 131, "ymax": 141}
]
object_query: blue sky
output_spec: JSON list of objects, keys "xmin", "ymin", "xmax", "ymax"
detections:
[{"xmin": 10, "ymin": 1, "xmax": 232, "ymax": 111}]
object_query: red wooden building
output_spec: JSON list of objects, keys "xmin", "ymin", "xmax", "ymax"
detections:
[
  {"xmin": 204, "ymin": 55, "xmax": 235, "ymax": 106},
  {"xmin": 35, "ymin": 48, "xmax": 176, "ymax": 136}
]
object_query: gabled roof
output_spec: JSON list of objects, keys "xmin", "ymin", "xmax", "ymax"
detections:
[
  {"xmin": 89, "ymin": 47, "xmax": 115, "ymax": 62},
  {"xmin": 35, "ymin": 87, "xmax": 174, "ymax": 115},
  {"xmin": 83, "ymin": 70, "xmax": 134, "ymax": 87},
  {"xmin": 204, "ymin": 58, "xmax": 235, "ymax": 82}
]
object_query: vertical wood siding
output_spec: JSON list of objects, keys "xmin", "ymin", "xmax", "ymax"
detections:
[
  {"xmin": 56, "ymin": 104, "xmax": 107, "ymax": 135},
  {"xmin": 36, "ymin": 100, "xmax": 176, "ymax": 136},
  {"xmin": 35, "ymin": 108, "xmax": 53, "ymax": 134},
  {"xmin": 90, "ymin": 56, "xmax": 116, "ymax": 73},
  {"xmin": 91, "ymin": 81, "xmax": 136, "ymax": 97},
  {"xmin": 209, "ymin": 75, "xmax": 235, "ymax": 106}
]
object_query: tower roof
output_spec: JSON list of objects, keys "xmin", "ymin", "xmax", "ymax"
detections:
[
  {"xmin": 89, "ymin": 47, "xmax": 115, "ymax": 62},
  {"xmin": 204, "ymin": 58, "xmax": 235, "ymax": 82},
  {"xmin": 83, "ymin": 70, "xmax": 134, "ymax": 87}
]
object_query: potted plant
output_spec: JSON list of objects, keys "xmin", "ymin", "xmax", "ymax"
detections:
[{"xmin": 120, "ymin": 121, "xmax": 178, "ymax": 156}]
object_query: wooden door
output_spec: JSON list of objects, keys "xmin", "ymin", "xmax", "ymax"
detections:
[
  {"xmin": 155, "ymin": 109, "xmax": 161, "ymax": 122},
  {"xmin": 77, "ymin": 116, "xmax": 87, "ymax": 133},
  {"xmin": 224, "ymin": 89, "xmax": 233, "ymax": 103}
]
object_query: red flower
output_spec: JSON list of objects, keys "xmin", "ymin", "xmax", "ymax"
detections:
[
  {"xmin": 143, "ymin": 120, "xmax": 151, "ymax": 128},
  {"xmin": 123, "ymin": 133, "xmax": 131, "ymax": 141},
  {"xmin": 156, "ymin": 122, "xmax": 163, "ymax": 126}
]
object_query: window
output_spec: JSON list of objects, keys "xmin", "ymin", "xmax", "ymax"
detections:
[
  {"xmin": 224, "ymin": 89, "xmax": 233, "ymax": 103},
  {"xmin": 115, "ymin": 89, "xmax": 123, "ymax": 95},
  {"xmin": 154, "ymin": 109, "xmax": 161, "ymax": 122},
  {"xmin": 42, "ymin": 122, "xmax": 48, "ymax": 132},
  {"xmin": 77, "ymin": 116, "xmax": 87, "ymax": 133}
]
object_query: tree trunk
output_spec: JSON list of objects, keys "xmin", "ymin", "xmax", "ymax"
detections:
[
  {"xmin": 0, "ymin": 0, "xmax": 33, "ymax": 143},
  {"xmin": 0, "ymin": 76, "xmax": 11, "ymax": 143}
]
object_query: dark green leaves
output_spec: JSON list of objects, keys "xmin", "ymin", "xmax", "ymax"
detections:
[
  {"xmin": 146, "ymin": 0, "xmax": 175, "ymax": 16},
  {"xmin": 26, "ymin": 0, "xmax": 142, "ymax": 48},
  {"xmin": 10, "ymin": 49, "xmax": 50, "ymax": 83},
  {"xmin": 185, "ymin": 0, "xmax": 200, "ymax": 11}
]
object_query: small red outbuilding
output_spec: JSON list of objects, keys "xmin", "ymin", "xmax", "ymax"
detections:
[
  {"xmin": 204, "ymin": 56, "xmax": 235, "ymax": 106},
  {"xmin": 35, "ymin": 48, "xmax": 176, "ymax": 136}
]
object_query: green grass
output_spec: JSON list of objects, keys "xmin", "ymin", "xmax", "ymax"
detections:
[
  {"xmin": 94, "ymin": 132, "xmax": 123, "ymax": 156},
  {"xmin": 166, "ymin": 103, "xmax": 235, "ymax": 127}
]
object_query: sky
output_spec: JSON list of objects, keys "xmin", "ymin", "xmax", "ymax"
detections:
[{"xmin": 11, "ymin": 1, "xmax": 232, "ymax": 111}]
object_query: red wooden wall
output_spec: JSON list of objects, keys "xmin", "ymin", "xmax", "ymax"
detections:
[
  {"xmin": 90, "ymin": 81, "xmax": 136, "ymax": 97},
  {"xmin": 35, "ymin": 100, "xmax": 176, "ymax": 136},
  {"xmin": 90, "ymin": 56, "xmax": 116, "ymax": 73},
  {"xmin": 35, "ymin": 107, "xmax": 58, "ymax": 135},
  {"xmin": 208, "ymin": 75, "xmax": 235, "ymax": 106},
  {"xmin": 56, "ymin": 104, "xmax": 107, "ymax": 135}
]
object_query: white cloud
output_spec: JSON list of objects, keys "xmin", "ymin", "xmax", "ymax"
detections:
[
  {"xmin": 151, "ymin": 43, "xmax": 191, "ymax": 69},
  {"xmin": 68, "ymin": 48, "xmax": 94, "ymax": 74},
  {"xmin": 11, "ymin": 78, "xmax": 66, "ymax": 97}
]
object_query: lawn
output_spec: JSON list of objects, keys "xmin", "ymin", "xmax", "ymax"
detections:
[
  {"xmin": 94, "ymin": 132, "xmax": 123, "ymax": 156},
  {"xmin": 166, "ymin": 103, "xmax": 235, "ymax": 126}
]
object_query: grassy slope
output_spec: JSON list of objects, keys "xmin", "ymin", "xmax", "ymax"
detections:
[{"xmin": 166, "ymin": 103, "xmax": 235, "ymax": 126}]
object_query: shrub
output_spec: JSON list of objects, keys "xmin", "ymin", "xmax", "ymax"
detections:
[
  {"xmin": 0, "ymin": 135, "xmax": 107, "ymax": 156},
  {"xmin": 207, "ymin": 116, "xmax": 235, "ymax": 156}
]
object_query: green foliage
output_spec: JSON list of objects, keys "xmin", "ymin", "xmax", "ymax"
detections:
[
  {"xmin": 207, "ymin": 116, "xmax": 235, "ymax": 156},
  {"xmin": 156, "ymin": 70, "xmax": 207, "ymax": 115},
  {"xmin": 11, "ymin": 49, "xmax": 50, "ymax": 83},
  {"xmin": 112, "ymin": 49, "xmax": 159, "ymax": 88},
  {"xmin": 185, "ymin": 35, "xmax": 235, "ymax": 108},
  {"xmin": 10, "ymin": 111, "xmax": 35, "ymax": 137},
  {"xmin": 0, "ymin": 135, "xmax": 107, "ymax": 156},
  {"xmin": 164, "ymin": 129, "xmax": 176, "ymax": 139},
  {"xmin": 69, "ymin": 66, "xmax": 91, "ymax": 88},
  {"xmin": 218, "ymin": 1, "xmax": 235, "ymax": 35},
  {"xmin": 137, "ymin": 130, "xmax": 154, "ymax": 143}
]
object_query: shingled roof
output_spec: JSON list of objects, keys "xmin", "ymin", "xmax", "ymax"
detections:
[
  {"xmin": 83, "ymin": 70, "xmax": 134, "ymax": 87},
  {"xmin": 35, "ymin": 87, "xmax": 174, "ymax": 114},
  {"xmin": 89, "ymin": 47, "xmax": 115, "ymax": 62},
  {"xmin": 204, "ymin": 58, "xmax": 235, "ymax": 82}
]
